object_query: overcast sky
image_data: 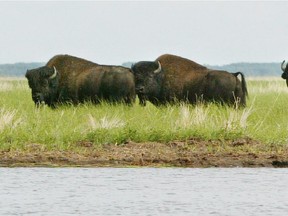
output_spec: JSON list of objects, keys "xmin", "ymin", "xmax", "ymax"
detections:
[{"xmin": 0, "ymin": 1, "xmax": 287, "ymax": 65}]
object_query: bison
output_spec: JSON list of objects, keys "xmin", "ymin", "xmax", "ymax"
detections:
[
  {"xmin": 281, "ymin": 60, "xmax": 288, "ymax": 86},
  {"xmin": 25, "ymin": 54, "xmax": 135, "ymax": 108},
  {"xmin": 131, "ymin": 54, "xmax": 248, "ymax": 107}
]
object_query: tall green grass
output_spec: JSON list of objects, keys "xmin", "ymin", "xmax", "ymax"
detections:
[{"xmin": 0, "ymin": 77, "xmax": 287, "ymax": 151}]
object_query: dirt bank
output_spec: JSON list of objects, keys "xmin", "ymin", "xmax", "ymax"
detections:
[{"xmin": 1, "ymin": 138, "xmax": 288, "ymax": 167}]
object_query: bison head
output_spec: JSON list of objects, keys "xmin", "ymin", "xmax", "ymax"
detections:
[
  {"xmin": 131, "ymin": 61, "xmax": 163, "ymax": 106},
  {"xmin": 25, "ymin": 66, "xmax": 59, "ymax": 107},
  {"xmin": 281, "ymin": 60, "xmax": 288, "ymax": 86}
]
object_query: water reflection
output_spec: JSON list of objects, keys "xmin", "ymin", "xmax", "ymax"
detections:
[{"xmin": 0, "ymin": 168, "xmax": 287, "ymax": 215}]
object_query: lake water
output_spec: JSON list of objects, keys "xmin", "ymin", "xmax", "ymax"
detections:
[{"xmin": 0, "ymin": 168, "xmax": 287, "ymax": 216}]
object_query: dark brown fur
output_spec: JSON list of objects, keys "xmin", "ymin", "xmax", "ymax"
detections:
[
  {"xmin": 26, "ymin": 55, "xmax": 135, "ymax": 108},
  {"xmin": 132, "ymin": 54, "xmax": 248, "ymax": 107}
]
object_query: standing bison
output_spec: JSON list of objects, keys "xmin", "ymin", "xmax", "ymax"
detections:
[
  {"xmin": 25, "ymin": 55, "xmax": 135, "ymax": 108},
  {"xmin": 281, "ymin": 60, "xmax": 288, "ymax": 86},
  {"xmin": 131, "ymin": 54, "xmax": 248, "ymax": 107}
]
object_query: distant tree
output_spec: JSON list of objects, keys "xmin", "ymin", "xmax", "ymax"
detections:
[{"xmin": 122, "ymin": 62, "xmax": 134, "ymax": 68}]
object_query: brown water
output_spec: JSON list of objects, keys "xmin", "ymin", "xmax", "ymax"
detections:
[{"xmin": 0, "ymin": 168, "xmax": 287, "ymax": 215}]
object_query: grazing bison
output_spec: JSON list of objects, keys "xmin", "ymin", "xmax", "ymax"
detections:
[
  {"xmin": 25, "ymin": 54, "xmax": 135, "ymax": 108},
  {"xmin": 281, "ymin": 60, "xmax": 288, "ymax": 86},
  {"xmin": 131, "ymin": 54, "xmax": 248, "ymax": 107}
]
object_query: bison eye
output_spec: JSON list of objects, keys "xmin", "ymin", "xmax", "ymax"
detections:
[{"xmin": 40, "ymin": 79, "xmax": 49, "ymax": 87}]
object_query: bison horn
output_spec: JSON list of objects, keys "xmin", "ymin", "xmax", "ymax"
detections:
[
  {"xmin": 281, "ymin": 60, "xmax": 287, "ymax": 72},
  {"xmin": 153, "ymin": 61, "xmax": 162, "ymax": 74},
  {"xmin": 49, "ymin": 66, "xmax": 58, "ymax": 79}
]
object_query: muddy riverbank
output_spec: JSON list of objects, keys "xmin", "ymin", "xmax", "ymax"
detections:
[{"xmin": 1, "ymin": 138, "xmax": 288, "ymax": 167}]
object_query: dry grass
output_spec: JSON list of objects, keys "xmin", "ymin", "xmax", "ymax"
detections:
[
  {"xmin": 87, "ymin": 114, "xmax": 126, "ymax": 130},
  {"xmin": 0, "ymin": 108, "xmax": 22, "ymax": 132}
]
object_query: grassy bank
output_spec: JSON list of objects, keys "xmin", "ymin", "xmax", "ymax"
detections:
[{"xmin": 0, "ymin": 77, "xmax": 288, "ymax": 153}]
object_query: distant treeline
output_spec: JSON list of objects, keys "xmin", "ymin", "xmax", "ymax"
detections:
[
  {"xmin": 0, "ymin": 62, "xmax": 45, "ymax": 77},
  {"xmin": 0, "ymin": 62, "xmax": 283, "ymax": 77},
  {"xmin": 206, "ymin": 62, "xmax": 282, "ymax": 77}
]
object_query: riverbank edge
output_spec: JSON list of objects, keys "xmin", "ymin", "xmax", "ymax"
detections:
[{"xmin": 1, "ymin": 138, "xmax": 288, "ymax": 168}]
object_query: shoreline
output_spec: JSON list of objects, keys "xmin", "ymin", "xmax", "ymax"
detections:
[{"xmin": 1, "ymin": 138, "xmax": 288, "ymax": 168}]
